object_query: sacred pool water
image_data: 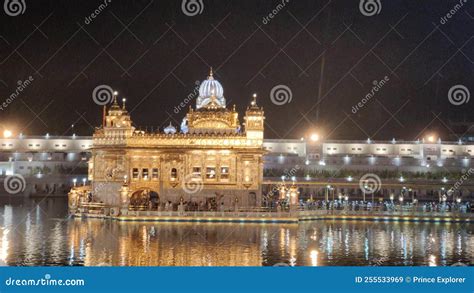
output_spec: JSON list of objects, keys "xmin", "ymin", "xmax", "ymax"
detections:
[{"xmin": 0, "ymin": 197, "xmax": 472, "ymax": 266}]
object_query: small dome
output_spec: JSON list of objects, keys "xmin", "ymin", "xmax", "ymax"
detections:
[
  {"xmin": 164, "ymin": 122, "xmax": 177, "ymax": 134},
  {"xmin": 196, "ymin": 68, "xmax": 226, "ymax": 109},
  {"xmin": 180, "ymin": 118, "xmax": 188, "ymax": 134}
]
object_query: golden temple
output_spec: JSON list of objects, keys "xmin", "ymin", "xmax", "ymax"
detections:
[{"xmin": 69, "ymin": 69, "xmax": 265, "ymax": 215}]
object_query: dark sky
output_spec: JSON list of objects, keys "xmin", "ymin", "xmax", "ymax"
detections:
[{"xmin": 0, "ymin": 0, "xmax": 473, "ymax": 140}]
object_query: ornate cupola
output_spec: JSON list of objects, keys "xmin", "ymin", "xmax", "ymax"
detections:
[
  {"xmin": 244, "ymin": 94, "xmax": 264, "ymax": 141},
  {"xmin": 195, "ymin": 68, "xmax": 226, "ymax": 109},
  {"xmin": 164, "ymin": 122, "xmax": 177, "ymax": 134},
  {"xmin": 186, "ymin": 68, "xmax": 240, "ymax": 134},
  {"xmin": 102, "ymin": 94, "xmax": 135, "ymax": 138}
]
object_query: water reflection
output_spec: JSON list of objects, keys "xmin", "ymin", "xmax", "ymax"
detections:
[{"xmin": 0, "ymin": 197, "xmax": 472, "ymax": 266}]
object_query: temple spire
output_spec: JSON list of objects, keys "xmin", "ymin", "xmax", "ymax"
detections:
[
  {"xmin": 209, "ymin": 67, "xmax": 213, "ymax": 79},
  {"xmin": 113, "ymin": 91, "xmax": 118, "ymax": 105},
  {"xmin": 252, "ymin": 93, "xmax": 257, "ymax": 106},
  {"xmin": 109, "ymin": 90, "xmax": 121, "ymax": 111}
]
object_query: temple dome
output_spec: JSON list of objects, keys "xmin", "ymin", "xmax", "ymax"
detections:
[
  {"xmin": 199, "ymin": 76, "xmax": 223, "ymax": 98},
  {"xmin": 164, "ymin": 122, "xmax": 177, "ymax": 134},
  {"xmin": 196, "ymin": 68, "xmax": 226, "ymax": 109}
]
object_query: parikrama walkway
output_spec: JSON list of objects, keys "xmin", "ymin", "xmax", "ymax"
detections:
[{"xmin": 72, "ymin": 208, "xmax": 474, "ymax": 224}]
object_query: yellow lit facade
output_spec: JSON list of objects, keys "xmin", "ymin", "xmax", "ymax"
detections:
[{"xmin": 78, "ymin": 70, "xmax": 265, "ymax": 210}]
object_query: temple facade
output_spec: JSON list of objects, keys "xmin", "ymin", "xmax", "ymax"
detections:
[{"xmin": 70, "ymin": 70, "xmax": 265, "ymax": 212}]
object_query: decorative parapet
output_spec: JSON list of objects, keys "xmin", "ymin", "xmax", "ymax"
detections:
[{"xmin": 93, "ymin": 132, "xmax": 263, "ymax": 148}]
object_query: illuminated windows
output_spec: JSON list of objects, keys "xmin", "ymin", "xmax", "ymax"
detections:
[
  {"xmin": 206, "ymin": 167, "xmax": 216, "ymax": 179},
  {"xmin": 132, "ymin": 168, "xmax": 139, "ymax": 179},
  {"xmin": 152, "ymin": 168, "xmax": 159, "ymax": 179},
  {"xmin": 220, "ymin": 166, "xmax": 229, "ymax": 180},
  {"xmin": 171, "ymin": 168, "xmax": 178, "ymax": 179},
  {"xmin": 192, "ymin": 167, "xmax": 201, "ymax": 179}
]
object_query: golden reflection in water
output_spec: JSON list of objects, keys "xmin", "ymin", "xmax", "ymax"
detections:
[
  {"xmin": 62, "ymin": 219, "xmax": 474, "ymax": 266},
  {"xmin": 310, "ymin": 250, "xmax": 318, "ymax": 266},
  {"xmin": 429, "ymin": 255, "xmax": 437, "ymax": 267},
  {"xmin": 67, "ymin": 220, "xmax": 302, "ymax": 266},
  {"xmin": 279, "ymin": 228, "xmax": 286, "ymax": 256},
  {"xmin": 0, "ymin": 200, "xmax": 473, "ymax": 267},
  {"xmin": 0, "ymin": 228, "xmax": 9, "ymax": 265},
  {"xmin": 289, "ymin": 233, "xmax": 297, "ymax": 266},
  {"xmin": 0, "ymin": 206, "xmax": 12, "ymax": 266}
]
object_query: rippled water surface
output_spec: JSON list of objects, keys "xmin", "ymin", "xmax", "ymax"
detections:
[{"xmin": 0, "ymin": 196, "xmax": 472, "ymax": 266}]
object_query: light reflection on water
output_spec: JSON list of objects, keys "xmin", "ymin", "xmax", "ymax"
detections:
[{"xmin": 0, "ymin": 197, "xmax": 472, "ymax": 266}]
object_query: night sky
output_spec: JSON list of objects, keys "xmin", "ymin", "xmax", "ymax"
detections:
[{"xmin": 0, "ymin": 0, "xmax": 472, "ymax": 140}]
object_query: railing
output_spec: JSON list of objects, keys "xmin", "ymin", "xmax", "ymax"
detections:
[
  {"xmin": 128, "ymin": 210, "xmax": 295, "ymax": 218},
  {"xmin": 77, "ymin": 202, "xmax": 107, "ymax": 215},
  {"xmin": 297, "ymin": 209, "xmax": 473, "ymax": 219},
  {"xmin": 74, "ymin": 203, "xmax": 473, "ymax": 219},
  {"xmin": 299, "ymin": 203, "xmax": 473, "ymax": 214},
  {"xmin": 127, "ymin": 206, "xmax": 294, "ymax": 218}
]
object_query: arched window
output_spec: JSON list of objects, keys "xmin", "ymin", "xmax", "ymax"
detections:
[{"xmin": 171, "ymin": 168, "xmax": 178, "ymax": 179}]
